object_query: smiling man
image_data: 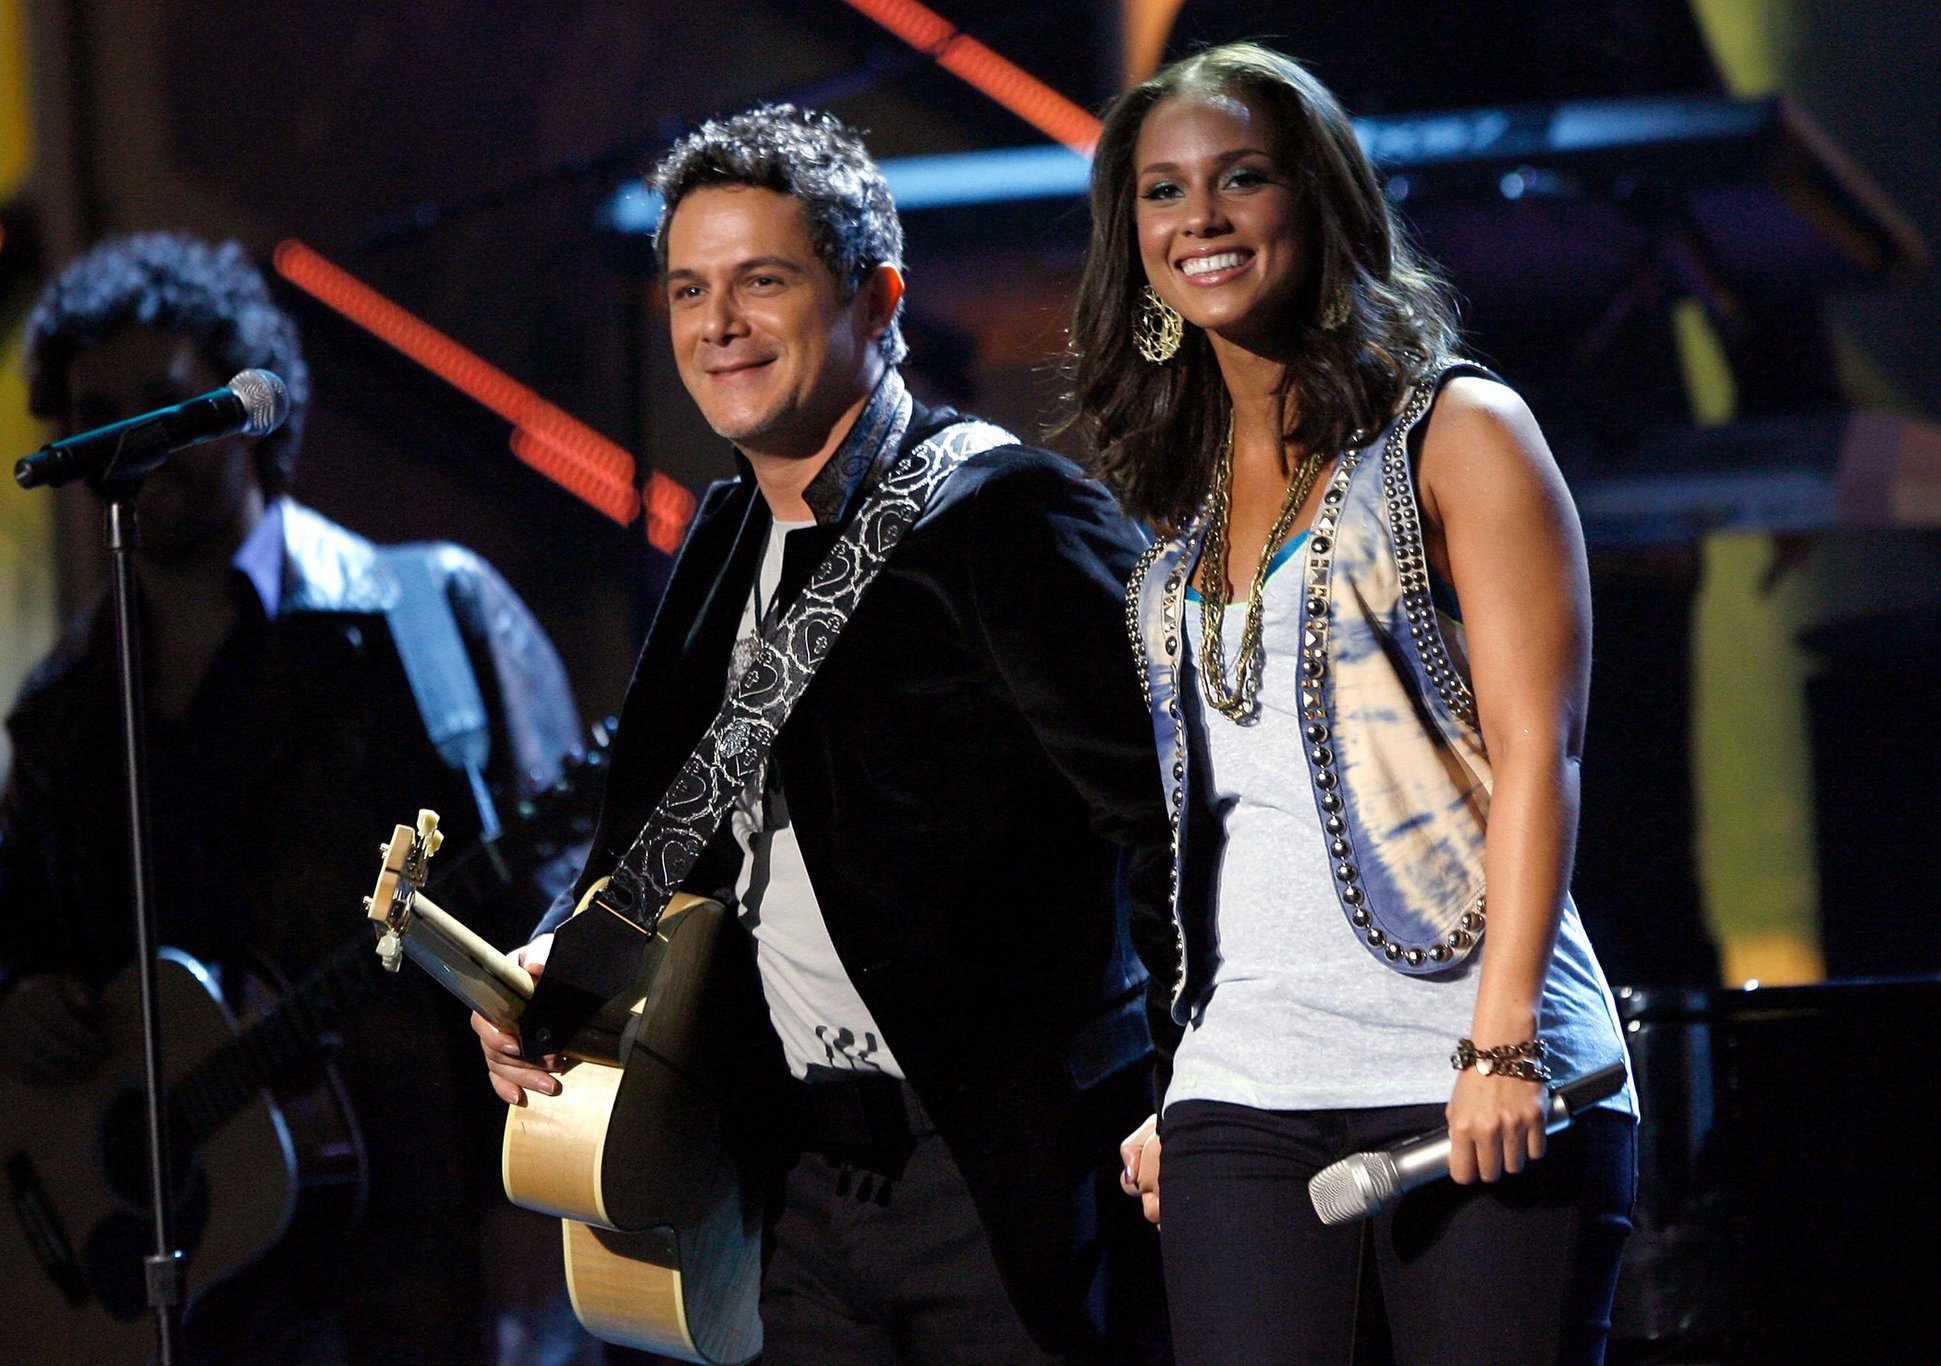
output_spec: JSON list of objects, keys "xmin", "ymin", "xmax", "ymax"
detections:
[{"xmin": 476, "ymin": 106, "xmax": 1174, "ymax": 1362}]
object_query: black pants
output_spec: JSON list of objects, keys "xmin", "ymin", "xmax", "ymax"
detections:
[
  {"xmin": 1158, "ymin": 1100, "xmax": 1636, "ymax": 1366},
  {"xmin": 759, "ymin": 1127, "xmax": 1064, "ymax": 1365}
]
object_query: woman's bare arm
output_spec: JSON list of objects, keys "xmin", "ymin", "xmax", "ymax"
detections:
[{"xmin": 1417, "ymin": 375, "xmax": 1590, "ymax": 1183}]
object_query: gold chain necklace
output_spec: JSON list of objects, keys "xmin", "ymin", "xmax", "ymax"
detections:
[{"xmin": 1198, "ymin": 427, "xmax": 1329, "ymax": 721}]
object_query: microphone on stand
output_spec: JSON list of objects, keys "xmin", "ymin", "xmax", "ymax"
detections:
[
  {"xmin": 1307, "ymin": 1061, "xmax": 1628, "ymax": 1226},
  {"xmin": 14, "ymin": 368, "xmax": 290, "ymax": 490}
]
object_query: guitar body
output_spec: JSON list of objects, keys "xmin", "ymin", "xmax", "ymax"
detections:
[
  {"xmin": 0, "ymin": 951, "xmax": 297, "ymax": 1363},
  {"xmin": 0, "ymin": 738, "xmax": 609, "ymax": 1359},
  {"xmin": 367, "ymin": 814, "xmax": 765, "ymax": 1365},
  {"xmin": 500, "ymin": 891, "xmax": 762, "ymax": 1366}
]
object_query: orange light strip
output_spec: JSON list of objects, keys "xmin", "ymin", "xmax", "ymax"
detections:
[
  {"xmin": 841, "ymin": 0, "xmax": 1103, "ymax": 156},
  {"xmin": 272, "ymin": 238, "xmax": 697, "ymax": 549},
  {"xmin": 508, "ymin": 428, "xmax": 637, "ymax": 527}
]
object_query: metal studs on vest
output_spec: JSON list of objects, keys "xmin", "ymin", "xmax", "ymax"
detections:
[
  {"xmin": 1297, "ymin": 442, "xmax": 1390, "ymax": 974},
  {"xmin": 1123, "ymin": 532, "xmax": 1193, "ymax": 1013},
  {"xmin": 1382, "ymin": 386, "xmax": 1478, "ymax": 727},
  {"xmin": 1289, "ymin": 378, "xmax": 1490, "ymax": 977},
  {"xmin": 1126, "ymin": 538, "xmax": 1167, "ymax": 710}
]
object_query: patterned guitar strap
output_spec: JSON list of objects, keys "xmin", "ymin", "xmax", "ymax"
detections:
[{"xmin": 594, "ymin": 400, "xmax": 1017, "ymax": 935}]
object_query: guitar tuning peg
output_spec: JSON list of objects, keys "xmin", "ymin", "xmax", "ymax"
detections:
[{"xmin": 362, "ymin": 896, "xmax": 373, "ymax": 910}]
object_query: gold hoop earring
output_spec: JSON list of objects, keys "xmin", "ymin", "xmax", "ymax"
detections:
[
  {"xmin": 1319, "ymin": 287, "xmax": 1351, "ymax": 332},
  {"xmin": 1134, "ymin": 286, "xmax": 1184, "ymax": 364}
]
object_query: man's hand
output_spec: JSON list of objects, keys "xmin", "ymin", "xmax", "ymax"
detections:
[
  {"xmin": 473, "ymin": 934, "xmax": 562, "ymax": 1104},
  {"xmin": 0, "ymin": 973, "xmax": 108, "ymax": 1083},
  {"xmin": 1119, "ymin": 1113, "xmax": 1162, "ymax": 1224}
]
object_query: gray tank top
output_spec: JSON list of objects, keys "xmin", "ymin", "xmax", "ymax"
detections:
[{"xmin": 1168, "ymin": 535, "xmax": 1634, "ymax": 1116}]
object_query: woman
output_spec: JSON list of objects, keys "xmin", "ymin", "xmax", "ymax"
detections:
[{"xmin": 1066, "ymin": 43, "xmax": 1638, "ymax": 1365}]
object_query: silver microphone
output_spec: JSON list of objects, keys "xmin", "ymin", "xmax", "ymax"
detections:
[
  {"xmin": 14, "ymin": 368, "xmax": 290, "ymax": 490},
  {"xmin": 1307, "ymin": 1061, "xmax": 1627, "ymax": 1226}
]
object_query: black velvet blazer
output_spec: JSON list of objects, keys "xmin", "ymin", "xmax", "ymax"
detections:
[{"xmin": 552, "ymin": 401, "xmax": 1178, "ymax": 1352}]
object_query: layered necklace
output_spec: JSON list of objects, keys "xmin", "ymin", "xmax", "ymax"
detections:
[{"xmin": 1197, "ymin": 422, "xmax": 1331, "ymax": 721}]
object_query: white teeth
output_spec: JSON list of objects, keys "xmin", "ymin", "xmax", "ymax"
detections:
[{"xmin": 1181, "ymin": 251, "xmax": 1248, "ymax": 277}]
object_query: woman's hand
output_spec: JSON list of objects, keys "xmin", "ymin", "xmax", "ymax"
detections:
[
  {"xmin": 1445, "ymin": 1066, "xmax": 1548, "ymax": 1184},
  {"xmin": 472, "ymin": 933, "xmax": 562, "ymax": 1104},
  {"xmin": 1120, "ymin": 1113, "xmax": 1162, "ymax": 1224}
]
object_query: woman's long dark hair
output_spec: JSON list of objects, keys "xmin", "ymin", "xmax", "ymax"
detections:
[{"xmin": 1064, "ymin": 42, "xmax": 1460, "ymax": 531}]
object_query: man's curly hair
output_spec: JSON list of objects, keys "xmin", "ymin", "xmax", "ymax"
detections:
[
  {"xmin": 652, "ymin": 104, "xmax": 907, "ymax": 364},
  {"xmin": 25, "ymin": 232, "xmax": 311, "ymax": 495}
]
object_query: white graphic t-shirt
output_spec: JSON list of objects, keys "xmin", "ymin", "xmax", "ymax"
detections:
[{"xmin": 728, "ymin": 517, "xmax": 904, "ymax": 1079}]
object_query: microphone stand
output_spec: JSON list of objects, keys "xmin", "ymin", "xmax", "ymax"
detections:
[{"xmin": 100, "ymin": 481, "xmax": 186, "ymax": 1363}]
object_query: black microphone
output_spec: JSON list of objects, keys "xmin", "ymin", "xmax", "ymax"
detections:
[
  {"xmin": 14, "ymin": 369, "xmax": 290, "ymax": 491},
  {"xmin": 1307, "ymin": 1061, "xmax": 1628, "ymax": 1225}
]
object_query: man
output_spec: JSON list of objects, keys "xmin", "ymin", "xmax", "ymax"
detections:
[
  {"xmin": 479, "ymin": 106, "xmax": 1176, "ymax": 1361},
  {"xmin": 0, "ymin": 231, "xmax": 583, "ymax": 1360}
]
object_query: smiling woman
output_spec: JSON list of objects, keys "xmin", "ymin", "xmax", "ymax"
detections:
[
  {"xmin": 1065, "ymin": 43, "xmax": 1458, "ymax": 537},
  {"xmin": 1134, "ymin": 93, "xmax": 1308, "ymax": 349},
  {"xmin": 1066, "ymin": 41, "xmax": 1639, "ymax": 1366}
]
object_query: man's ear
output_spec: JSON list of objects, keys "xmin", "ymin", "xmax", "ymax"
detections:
[{"xmin": 858, "ymin": 263, "xmax": 905, "ymax": 344}]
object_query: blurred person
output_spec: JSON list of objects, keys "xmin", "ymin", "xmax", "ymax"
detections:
[
  {"xmin": 476, "ymin": 106, "xmax": 1173, "ymax": 1363},
  {"xmin": 1066, "ymin": 44, "xmax": 1638, "ymax": 1365},
  {"xmin": 0, "ymin": 231, "xmax": 582, "ymax": 1362}
]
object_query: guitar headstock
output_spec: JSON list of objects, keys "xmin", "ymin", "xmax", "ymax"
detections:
[
  {"xmin": 361, "ymin": 718, "xmax": 614, "ymax": 970},
  {"xmin": 365, "ymin": 809, "xmax": 445, "ymax": 970}
]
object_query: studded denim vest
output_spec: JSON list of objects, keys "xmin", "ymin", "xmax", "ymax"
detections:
[{"xmin": 1129, "ymin": 364, "xmax": 1496, "ymax": 1021}]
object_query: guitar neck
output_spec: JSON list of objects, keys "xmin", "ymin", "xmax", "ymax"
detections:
[
  {"xmin": 167, "ymin": 878, "xmax": 507, "ymax": 1152},
  {"xmin": 167, "ymin": 832, "xmax": 529, "ymax": 1152},
  {"xmin": 168, "ymin": 732, "xmax": 609, "ymax": 1151},
  {"xmin": 167, "ymin": 935, "xmax": 385, "ymax": 1153}
]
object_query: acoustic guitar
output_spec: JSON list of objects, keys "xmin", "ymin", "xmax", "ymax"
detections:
[
  {"xmin": 365, "ymin": 811, "xmax": 761, "ymax": 1366},
  {"xmin": 0, "ymin": 730, "xmax": 611, "ymax": 1363}
]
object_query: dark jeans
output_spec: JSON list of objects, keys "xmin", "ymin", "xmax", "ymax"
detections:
[
  {"xmin": 760, "ymin": 1128, "xmax": 1064, "ymax": 1365},
  {"xmin": 1158, "ymin": 1100, "xmax": 1636, "ymax": 1366}
]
